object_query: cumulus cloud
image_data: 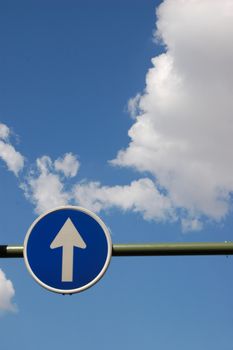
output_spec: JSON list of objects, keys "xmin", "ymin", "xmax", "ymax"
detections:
[
  {"xmin": 21, "ymin": 153, "xmax": 175, "ymax": 223},
  {"xmin": 21, "ymin": 155, "xmax": 76, "ymax": 214},
  {"xmin": 19, "ymin": 149, "xmax": 175, "ymax": 222},
  {"xmin": 0, "ymin": 123, "xmax": 24, "ymax": 176},
  {"xmin": 0, "ymin": 269, "xmax": 17, "ymax": 313},
  {"xmin": 54, "ymin": 153, "xmax": 80, "ymax": 178},
  {"xmin": 112, "ymin": 0, "xmax": 233, "ymax": 228},
  {"xmin": 73, "ymin": 178, "xmax": 175, "ymax": 221}
]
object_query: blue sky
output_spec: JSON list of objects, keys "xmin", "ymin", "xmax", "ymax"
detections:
[{"xmin": 1, "ymin": 0, "xmax": 233, "ymax": 349}]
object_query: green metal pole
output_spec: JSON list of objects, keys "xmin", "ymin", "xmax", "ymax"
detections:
[
  {"xmin": 112, "ymin": 242, "xmax": 233, "ymax": 256},
  {"xmin": 1, "ymin": 242, "xmax": 233, "ymax": 258}
]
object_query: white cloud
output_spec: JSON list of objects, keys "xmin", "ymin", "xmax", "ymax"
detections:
[
  {"xmin": 73, "ymin": 178, "xmax": 175, "ymax": 221},
  {"xmin": 19, "ymin": 151, "xmax": 175, "ymax": 222},
  {"xmin": 22, "ymin": 154, "xmax": 175, "ymax": 223},
  {"xmin": 0, "ymin": 123, "xmax": 24, "ymax": 176},
  {"xmin": 54, "ymin": 153, "xmax": 80, "ymax": 178},
  {"xmin": 23, "ymin": 172, "xmax": 70, "ymax": 215},
  {"xmin": 112, "ymin": 0, "xmax": 233, "ymax": 226},
  {"xmin": 21, "ymin": 155, "xmax": 72, "ymax": 214},
  {"xmin": 0, "ymin": 269, "xmax": 17, "ymax": 313}
]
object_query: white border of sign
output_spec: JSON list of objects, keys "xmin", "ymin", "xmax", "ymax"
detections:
[{"xmin": 24, "ymin": 206, "xmax": 112, "ymax": 294}]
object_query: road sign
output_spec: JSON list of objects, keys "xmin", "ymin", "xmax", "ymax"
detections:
[{"xmin": 24, "ymin": 206, "xmax": 112, "ymax": 294}]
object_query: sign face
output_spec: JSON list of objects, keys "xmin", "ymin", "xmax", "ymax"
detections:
[{"xmin": 24, "ymin": 206, "xmax": 112, "ymax": 294}]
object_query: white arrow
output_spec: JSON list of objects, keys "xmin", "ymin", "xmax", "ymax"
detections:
[{"xmin": 50, "ymin": 217, "xmax": 87, "ymax": 282}]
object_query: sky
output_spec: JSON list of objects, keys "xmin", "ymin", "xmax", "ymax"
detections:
[{"xmin": 1, "ymin": 0, "xmax": 233, "ymax": 348}]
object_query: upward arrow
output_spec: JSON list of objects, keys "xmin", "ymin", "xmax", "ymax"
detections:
[{"xmin": 50, "ymin": 218, "xmax": 87, "ymax": 282}]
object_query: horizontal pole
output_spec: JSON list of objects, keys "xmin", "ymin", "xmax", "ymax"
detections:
[
  {"xmin": 0, "ymin": 245, "xmax": 24, "ymax": 258},
  {"xmin": 1, "ymin": 242, "xmax": 233, "ymax": 258},
  {"xmin": 112, "ymin": 242, "xmax": 233, "ymax": 256}
]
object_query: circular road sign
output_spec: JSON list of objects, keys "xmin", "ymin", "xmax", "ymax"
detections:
[{"xmin": 24, "ymin": 206, "xmax": 112, "ymax": 294}]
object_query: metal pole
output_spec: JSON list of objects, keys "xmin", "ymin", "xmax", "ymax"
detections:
[
  {"xmin": 112, "ymin": 242, "xmax": 233, "ymax": 256},
  {"xmin": 0, "ymin": 245, "xmax": 24, "ymax": 258},
  {"xmin": 1, "ymin": 242, "xmax": 233, "ymax": 258}
]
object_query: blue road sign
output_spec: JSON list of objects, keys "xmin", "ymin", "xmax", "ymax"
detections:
[{"xmin": 24, "ymin": 206, "xmax": 112, "ymax": 294}]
